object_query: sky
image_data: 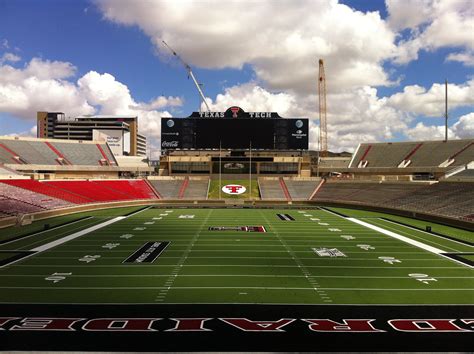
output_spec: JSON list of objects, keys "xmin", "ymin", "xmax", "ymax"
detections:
[{"xmin": 0, "ymin": 0, "xmax": 473, "ymax": 157}]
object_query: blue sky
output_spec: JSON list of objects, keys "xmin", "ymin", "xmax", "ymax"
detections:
[{"xmin": 0, "ymin": 0, "xmax": 473, "ymax": 153}]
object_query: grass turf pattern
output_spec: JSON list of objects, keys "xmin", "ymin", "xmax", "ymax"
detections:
[{"xmin": 0, "ymin": 207, "xmax": 472, "ymax": 304}]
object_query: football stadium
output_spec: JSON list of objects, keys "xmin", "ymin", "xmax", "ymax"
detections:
[{"xmin": 0, "ymin": 105, "xmax": 472, "ymax": 351}]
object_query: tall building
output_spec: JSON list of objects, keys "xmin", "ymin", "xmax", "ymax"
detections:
[{"xmin": 37, "ymin": 112, "xmax": 147, "ymax": 156}]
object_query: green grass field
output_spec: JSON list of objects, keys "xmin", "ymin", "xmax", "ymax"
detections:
[
  {"xmin": 0, "ymin": 206, "xmax": 472, "ymax": 304},
  {"xmin": 208, "ymin": 179, "xmax": 260, "ymax": 199}
]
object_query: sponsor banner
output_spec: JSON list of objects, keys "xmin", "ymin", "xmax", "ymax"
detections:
[
  {"xmin": 0, "ymin": 304, "xmax": 471, "ymax": 351},
  {"xmin": 123, "ymin": 242, "xmax": 169, "ymax": 263},
  {"xmin": 92, "ymin": 129, "xmax": 124, "ymax": 156},
  {"xmin": 222, "ymin": 184, "xmax": 246, "ymax": 195}
]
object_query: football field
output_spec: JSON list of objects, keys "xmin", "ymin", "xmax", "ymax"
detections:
[{"xmin": 0, "ymin": 206, "xmax": 472, "ymax": 305}]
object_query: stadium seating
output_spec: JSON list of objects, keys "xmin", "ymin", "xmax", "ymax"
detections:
[
  {"xmin": 148, "ymin": 179, "xmax": 185, "ymax": 199},
  {"xmin": 91, "ymin": 180, "xmax": 159, "ymax": 199},
  {"xmin": 0, "ymin": 196, "xmax": 45, "ymax": 216},
  {"xmin": 0, "ymin": 182, "xmax": 72, "ymax": 210},
  {"xmin": 449, "ymin": 169, "xmax": 474, "ymax": 180},
  {"xmin": 258, "ymin": 178, "xmax": 287, "ymax": 200},
  {"xmin": 1, "ymin": 179, "xmax": 93, "ymax": 203},
  {"xmin": 182, "ymin": 178, "xmax": 209, "ymax": 199},
  {"xmin": 0, "ymin": 137, "xmax": 117, "ymax": 166},
  {"xmin": 50, "ymin": 141, "xmax": 113, "ymax": 166},
  {"xmin": 43, "ymin": 181, "xmax": 139, "ymax": 202},
  {"xmin": 284, "ymin": 179, "xmax": 320, "ymax": 200},
  {"xmin": 350, "ymin": 139, "xmax": 473, "ymax": 168},
  {"xmin": 0, "ymin": 179, "xmax": 159, "ymax": 217},
  {"xmin": 312, "ymin": 181, "xmax": 474, "ymax": 221}
]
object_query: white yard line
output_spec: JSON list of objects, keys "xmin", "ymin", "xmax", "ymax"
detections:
[
  {"xmin": 0, "ymin": 274, "xmax": 470, "ymax": 279},
  {"xmin": 14, "ymin": 264, "xmax": 464, "ymax": 268},
  {"xmin": 0, "ymin": 286, "xmax": 471, "ymax": 291}
]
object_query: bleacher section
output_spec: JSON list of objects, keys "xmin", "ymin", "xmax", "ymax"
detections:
[
  {"xmin": 284, "ymin": 179, "xmax": 320, "ymax": 200},
  {"xmin": 91, "ymin": 180, "xmax": 160, "ymax": 199},
  {"xmin": 258, "ymin": 178, "xmax": 287, "ymax": 200},
  {"xmin": 0, "ymin": 197, "xmax": 44, "ymax": 216},
  {"xmin": 148, "ymin": 179, "xmax": 184, "ymax": 199},
  {"xmin": 182, "ymin": 178, "xmax": 210, "ymax": 200},
  {"xmin": 350, "ymin": 139, "xmax": 473, "ymax": 169},
  {"xmin": 449, "ymin": 169, "xmax": 474, "ymax": 180},
  {"xmin": 2, "ymin": 179, "xmax": 93, "ymax": 203},
  {"xmin": 147, "ymin": 178, "xmax": 209, "ymax": 199},
  {"xmin": 0, "ymin": 182, "xmax": 71, "ymax": 210},
  {"xmin": 0, "ymin": 137, "xmax": 117, "ymax": 166},
  {"xmin": 313, "ymin": 181, "xmax": 474, "ymax": 221},
  {"xmin": 0, "ymin": 179, "xmax": 159, "ymax": 218}
]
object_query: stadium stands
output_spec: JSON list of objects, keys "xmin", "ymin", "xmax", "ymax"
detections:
[
  {"xmin": 147, "ymin": 178, "xmax": 209, "ymax": 199},
  {"xmin": 0, "ymin": 197, "xmax": 44, "ymax": 216},
  {"xmin": 91, "ymin": 180, "xmax": 159, "ymax": 199},
  {"xmin": 0, "ymin": 179, "xmax": 159, "ymax": 218},
  {"xmin": 258, "ymin": 178, "xmax": 287, "ymax": 200},
  {"xmin": 1, "ymin": 179, "xmax": 93, "ymax": 203},
  {"xmin": 284, "ymin": 179, "xmax": 320, "ymax": 200},
  {"xmin": 350, "ymin": 139, "xmax": 473, "ymax": 168},
  {"xmin": 0, "ymin": 137, "xmax": 117, "ymax": 166},
  {"xmin": 0, "ymin": 182, "xmax": 72, "ymax": 210},
  {"xmin": 312, "ymin": 181, "xmax": 474, "ymax": 221},
  {"xmin": 182, "ymin": 178, "xmax": 210, "ymax": 200},
  {"xmin": 449, "ymin": 169, "xmax": 474, "ymax": 180},
  {"xmin": 149, "ymin": 179, "xmax": 184, "ymax": 199}
]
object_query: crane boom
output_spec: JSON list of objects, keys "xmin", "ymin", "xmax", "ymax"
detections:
[
  {"xmin": 318, "ymin": 59, "xmax": 328, "ymax": 157},
  {"xmin": 162, "ymin": 40, "xmax": 211, "ymax": 112}
]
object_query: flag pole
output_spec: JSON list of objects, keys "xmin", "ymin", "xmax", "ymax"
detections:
[
  {"xmin": 219, "ymin": 140, "xmax": 222, "ymax": 200},
  {"xmin": 249, "ymin": 140, "xmax": 252, "ymax": 200}
]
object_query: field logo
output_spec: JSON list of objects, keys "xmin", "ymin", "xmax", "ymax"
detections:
[
  {"xmin": 222, "ymin": 184, "xmax": 246, "ymax": 195},
  {"xmin": 166, "ymin": 119, "xmax": 175, "ymax": 127}
]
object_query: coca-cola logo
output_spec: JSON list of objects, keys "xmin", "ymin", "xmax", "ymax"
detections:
[{"xmin": 162, "ymin": 141, "xmax": 179, "ymax": 147}]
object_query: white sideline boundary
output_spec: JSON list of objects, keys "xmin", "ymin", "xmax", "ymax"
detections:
[
  {"xmin": 347, "ymin": 217, "xmax": 445, "ymax": 254},
  {"xmin": 322, "ymin": 208, "xmax": 473, "ymax": 268},
  {"xmin": 31, "ymin": 216, "xmax": 127, "ymax": 252},
  {"xmin": 29, "ymin": 206, "xmax": 151, "ymax": 253}
]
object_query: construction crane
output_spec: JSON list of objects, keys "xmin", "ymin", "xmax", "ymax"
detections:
[
  {"xmin": 161, "ymin": 40, "xmax": 211, "ymax": 112},
  {"xmin": 318, "ymin": 59, "xmax": 328, "ymax": 157}
]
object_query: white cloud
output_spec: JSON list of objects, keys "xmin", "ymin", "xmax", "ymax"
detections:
[
  {"xmin": 388, "ymin": 0, "xmax": 474, "ymax": 64},
  {"xmin": 95, "ymin": 0, "xmax": 397, "ymax": 94},
  {"xmin": 0, "ymin": 58, "xmax": 94, "ymax": 119},
  {"xmin": 203, "ymin": 82, "xmax": 410, "ymax": 152},
  {"xmin": 446, "ymin": 51, "xmax": 474, "ymax": 66},
  {"xmin": 0, "ymin": 52, "xmax": 21, "ymax": 64},
  {"xmin": 386, "ymin": 0, "xmax": 433, "ymax": 30},
  {"xmin": 406, "ymin": 112, "xmax": 474, "ymax": 141},
  {"xmin": 406, "ymin": 122, "xmax": 451, "ymax": 140},
  {"xmin": 387, "ymin": 79, "xmax": 474, "ymax": 117},
  {"xmin": 0, "ymin": 59, "xmax": 182, "ymax": 154},
  {"xmin": 205, "ymin": 82, "xmax": 297, "ymax": 116},
  {"xmin": 452, "ymin": 112, "xmax": 474, "ymax": 138}
]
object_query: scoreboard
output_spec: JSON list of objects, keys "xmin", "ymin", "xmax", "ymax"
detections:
[{"xmin": 161, "ymin": 107, "xmax": 308, "ymax": 150}]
